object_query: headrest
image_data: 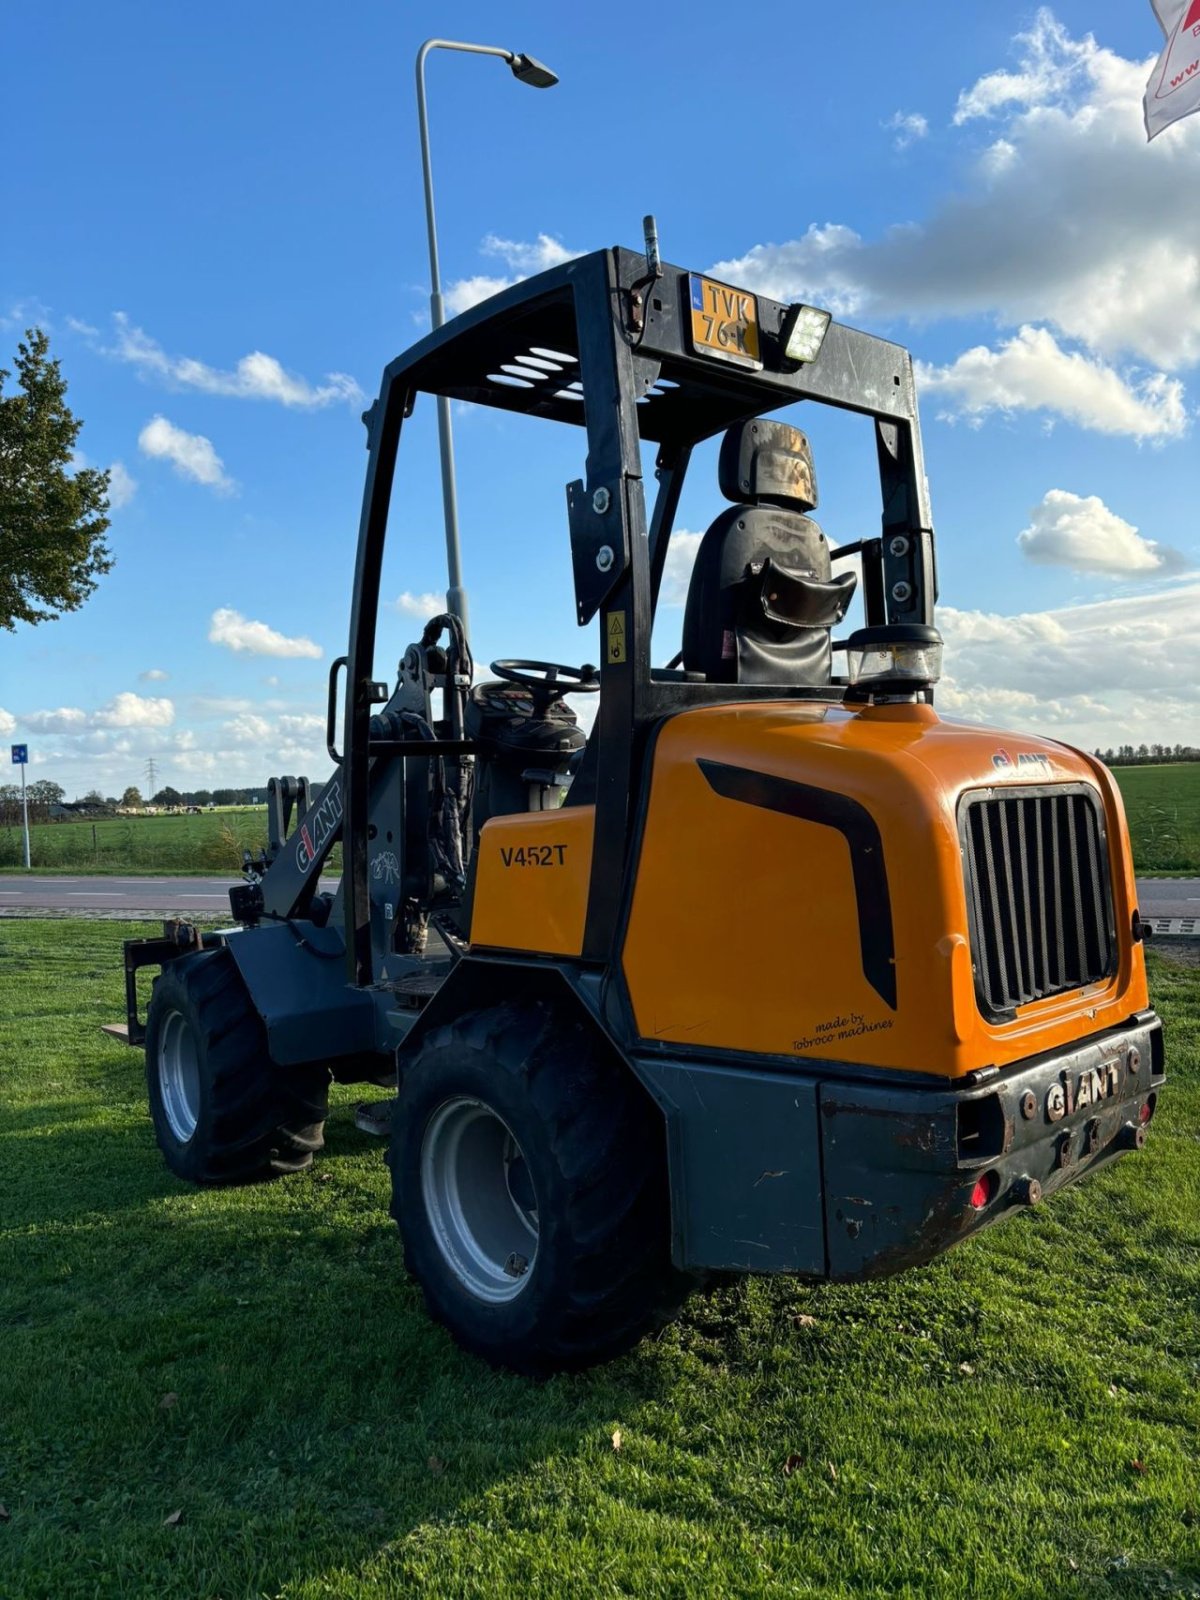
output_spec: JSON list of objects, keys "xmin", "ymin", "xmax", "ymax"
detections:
[{"xmin": 718, "ymin": 419, "xmax": 817, "ymax": 512}]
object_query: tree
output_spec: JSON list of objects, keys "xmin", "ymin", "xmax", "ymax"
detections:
[
  {"xmin": 0, "ymin": 328, "xmax": 112, "ymax": 630},
  {"xmin": 27, "ymin": 779, "xmax": 64, "ymax": 806},
  {"xmin": 121, "ymin": 785, "xmax": 143, "ymax": 809},
  {"xmin": 152, "ymin": 786, "xmax": 182, "ymax": 807},
  {"xmin": 81, "ymin": 788, "xmax": 104, "ymax": 804}
]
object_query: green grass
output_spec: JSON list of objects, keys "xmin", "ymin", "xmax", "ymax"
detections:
[
  {"xmin": 5, "ymin": 765, "xmax": 1197, "ymax": 880},
  {"xmin": 0, "ymin": 808, "xmax": 346, "ymax": 879},
  {"xmin": 0, "ymin": 809, "xmax": 270, "ymax": 875},
  {"xmin": 1113, "ymin": 765, "xmax": 1200, "ymax": 875},
  {"xmin": 1, "ymin": 922, "xmax": 1198, "ymax": 1597}
]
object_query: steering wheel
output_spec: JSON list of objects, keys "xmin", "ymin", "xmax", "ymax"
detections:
[{"xmin": 490, "ymin": 659, "xmax": 600, "ymax": 698}]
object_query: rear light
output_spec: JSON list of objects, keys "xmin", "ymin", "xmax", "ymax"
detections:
[
  {"xmin": 1139, "ymin": 1094, "xmax": 1156, "ymax": 1125},
  {"xmin": 969, "ymin": 1171, "xmax": 999, "ymax": 1210}
]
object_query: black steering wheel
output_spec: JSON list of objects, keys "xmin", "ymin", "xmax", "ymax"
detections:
[{"xmin": 490, "ymin": 659, "xmax": 600, "ymax": 698}]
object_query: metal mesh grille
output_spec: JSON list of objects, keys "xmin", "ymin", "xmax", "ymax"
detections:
[{"xmin": 962, "ymin": 788, "xmax": 1115, "ymax": 1016}]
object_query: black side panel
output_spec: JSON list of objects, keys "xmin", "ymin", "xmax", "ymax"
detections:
[
  {"xmin": 698, "ymin": 759, "xmax": 897, "ymax": 1009},
  {"xmin": 630, "ymin": 1057, "xmax": 825, "ymax": 1274},
  {"xmin": 222, "ymin": 924, "xmax": 375, "ymax": 1065}
]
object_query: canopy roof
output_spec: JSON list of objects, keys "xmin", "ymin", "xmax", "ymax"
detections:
[{"xmin": 382, "ymin": 246, "xmax": 919, "ymax": 447}]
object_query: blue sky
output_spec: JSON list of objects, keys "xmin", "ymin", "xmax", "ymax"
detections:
[{"xmin": 2, "ymin": 1, "xmax": 1197, "ymax": 797}]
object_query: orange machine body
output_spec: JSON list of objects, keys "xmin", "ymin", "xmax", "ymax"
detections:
[{"xmin": 471, "ymin": 700, "xmax": 1146, "ymax": 1082}]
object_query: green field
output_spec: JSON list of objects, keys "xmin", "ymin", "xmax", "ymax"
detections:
[
  {"xmin": 1, "ymin": 921, "xmax": 1197, "ymax": 1598},
  {"xmin": 3, "ymin": 763, "xmax": 1197, "ymax": 880},
  {"xmin": 1112, "ymin": 765, "xmax": 1200, "ymax": 875},
  {"xmin": 0, "ymin": 808, "xmax": 270, "ymax": 874}
]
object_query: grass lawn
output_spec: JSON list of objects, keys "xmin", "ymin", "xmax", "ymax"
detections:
[
  {"xmin": 0, "ymin": 810, "xmax": 345, "ymax": 881},
  {"xmin": 1, "ymin": 921, "xmax": 1198, "ymax": 1598},
  {"xmin": 0, "ymin": 809, "xmax": 270, "ymax": 875},
  {"xmin": 4, "ymin": 765, "xmax": 1198, "ymax": 881},
  {"xmin": 1112, "ymin": 765, "xmax": 1200, "ymax": 876}
]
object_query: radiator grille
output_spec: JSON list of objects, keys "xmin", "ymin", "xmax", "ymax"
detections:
[{"xmin": 961, "ymin": 787, "xmax": 1115, "ymax": 1017}]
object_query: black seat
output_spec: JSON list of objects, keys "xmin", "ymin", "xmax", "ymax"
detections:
[{"xmin": 681, "ymin": 419, "xmax": 856, "ymax": 686}]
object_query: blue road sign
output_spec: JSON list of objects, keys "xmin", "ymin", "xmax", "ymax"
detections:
[{"xmin": 11, "ymin": 744, "xmax": 28, "ymax": 765}]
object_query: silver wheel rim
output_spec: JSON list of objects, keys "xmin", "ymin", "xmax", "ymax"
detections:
[
  {"xmin": 157, "ymin": 1009, "xmax": 200, "ymax": 1142},
  {"xmin": 419, "ymin": 1097, "xmax": 539, "ymax": 1303}
]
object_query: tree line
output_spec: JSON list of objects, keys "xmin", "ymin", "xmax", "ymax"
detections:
[
  {"xmin": 1092, "ymin": 745, "xmax": 1200, "ymax": 766},
  {"xmin": 0, "ymin": 781, "xmax": 268, "ymax": 825}
]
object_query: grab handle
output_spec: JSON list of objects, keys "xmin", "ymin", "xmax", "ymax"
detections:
[{"xmin": 326, "ymin": 655, "xmax": 348, "ymax": 764}]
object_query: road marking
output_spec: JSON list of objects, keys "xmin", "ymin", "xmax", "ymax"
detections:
[
  {"xmin": 67, "ymin": 892, "xmax": 126, "ymax": 898},
  {"xmin": 177, "ymin": 894, "xmax": 225, "ymax": 901}
]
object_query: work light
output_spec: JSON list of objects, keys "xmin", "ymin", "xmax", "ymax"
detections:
[{"xmin": 780, "ymin": 303, "xmax": 832, "ymax": 364}]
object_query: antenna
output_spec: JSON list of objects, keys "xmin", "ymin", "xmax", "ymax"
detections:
[
  {"xmin": 627, "ymin": 215, "xmax": 663, "ymax": 336},
  {"xmin": 643, "ymin": 214, "xmax": 661, "ymax": 281}
]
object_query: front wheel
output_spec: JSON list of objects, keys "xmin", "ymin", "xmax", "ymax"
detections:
[
  {"xmin": 145, "ymin": 949, "xmax": 329, "ymax": 1185},
  {"xmin": 390, "ymin": 1002, "xmax": 689, "ymax": 1373}
]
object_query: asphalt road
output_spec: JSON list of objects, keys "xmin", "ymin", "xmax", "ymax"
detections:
[
  {"xmin": 1, "ymin": 873, "xmax": 1197, "ymax": 917},
  {"xmin": 0, "ymin": 875, "xmax": 240, "ymax": 914},
  {"xmin": 1138, "ymin": 878, "xmax": 1200, "ymax": 918}
]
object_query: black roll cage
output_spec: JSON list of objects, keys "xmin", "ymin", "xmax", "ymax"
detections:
[{"xmin": 339, "ymin": 245, "xmax": 937, "ymax": 985}]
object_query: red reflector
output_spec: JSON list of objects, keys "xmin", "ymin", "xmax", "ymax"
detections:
[
  {"xmin": 970, "ymin": 1171, "xmax": 998, "ymax": 1210},
  {"xmin": 1139, "ymin": 1096, "xmax": 1154, "ymax": 1124}
]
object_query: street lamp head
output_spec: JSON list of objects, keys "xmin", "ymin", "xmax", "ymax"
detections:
[{"xmin": 508, "ymin": 52, "xmax": 558, "ymax": 88}]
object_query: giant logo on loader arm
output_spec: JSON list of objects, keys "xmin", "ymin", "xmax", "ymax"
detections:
[{"xmin": 697, "ymin": 759, "xmax": 897, "ymax": 1009}]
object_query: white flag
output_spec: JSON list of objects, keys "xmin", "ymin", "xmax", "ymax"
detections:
[{"xmin": 1145, "ymin": 0, "xmax": 1200, "ymax": 139}]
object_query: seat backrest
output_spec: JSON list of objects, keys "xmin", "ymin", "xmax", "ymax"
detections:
[{"xmin": 681, "ymin": 419, "xmax": 856, "ymax": 686}]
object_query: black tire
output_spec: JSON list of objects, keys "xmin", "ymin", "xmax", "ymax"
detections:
[
  {"xmin": 145, "ymin": 948, "xmax": 329, "ymax": 1186},
  {"xmin": 390, "ymin": 1000, "xmax": 690, "ymax": 1374}
]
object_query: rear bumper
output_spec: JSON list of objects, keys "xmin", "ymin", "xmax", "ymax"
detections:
[
  {"xmin": 819, "ymin": 1009, "xmax": 1164, "ymax": 1279},
  {"xmin": 631, "ymin": 1011, "xmax": 1164, "ymax": 1279}
]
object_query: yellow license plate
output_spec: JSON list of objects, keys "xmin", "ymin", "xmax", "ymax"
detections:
[{"xmin": 688, "ymin": 274, "xmax": 762, "ymax": 369}]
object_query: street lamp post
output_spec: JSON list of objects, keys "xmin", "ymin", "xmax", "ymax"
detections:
[{"xmin": 414, "ymin": 38, "xmax": 559, "ymax": 641}]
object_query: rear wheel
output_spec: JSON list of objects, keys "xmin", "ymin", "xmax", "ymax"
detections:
[
  {"xmin": 390, "ymin": 1001, "xmax": 689, "ymax": 1373},
  {"xmin": 145, "ymin": 949, "xmax": 329, "ymax": 1185}
]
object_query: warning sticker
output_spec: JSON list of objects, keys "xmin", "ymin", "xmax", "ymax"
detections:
[{"xmin": 607, "ymin": 610, "xmax": 627, "ymax": 664}]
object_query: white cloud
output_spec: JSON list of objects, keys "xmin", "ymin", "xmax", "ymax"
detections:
[
  {"xmin": 443, "ymin": 234, "xmax": 581, "ymax": 317},
  {"xmin": 21, "ymin": 706, "xmax": 88, "ymax": 734},
  {"xmin": 0, "ymin": 707, "xmax": 16, "ymax": 736},
  {"xmin": 208, "ymin": 607, "xmax": 323, "ymax": 659},
  {"xmin": 18, "ymin": 693, "xmax": 173, "ymax": 735},
  {"xmin": 138, "ymin": 415, "xmax": 235, "ymax": 492},
  {"xmin": 443, "ymin": 277, "xmax": 515, "ymax": 318},
  {"xmin": 92, "ymin": 692, "xmax": 174, "ymax": 729},
  {"xmin": 107, "ymin": 460, "xmax": 137, "ymax": 509},
  {"xmin": 952, "ymin": 9, "xmax": 1095, "ymax": 123},
  {"xmin": 109, "ymin": 313, "xmax": 363, "ymax": 408},
  {"xmin": 1017, "ymin": 488, "xmax": 1187, "ymax": 576},
  {"xmin": 0, "ymin": 299, "xmax": 53, "ymax": 334},
  {"xmin": 916, "ymin": 327, "xmax": 1188, "ymax": 439},
  {"xmin": 660, "ymin": 532, "xmax": 704, "ymax": 607},
  {"xmin": 139, "ymin": 668, "xmax": 169, "ymax": 682},
  {"xmin": 712, "ymin": 18, "xmax": 1200, "ymax": 370},
  {"xmin": 937, "ymin": 580, "xmax": 1200, "ymax": 747},
  {"xmin": 886, "ymin": 111, "xmax": 929, "ymax": 150},
  {"xmin": 393, "ymin": 591, "xmax": 445, "ymax": 620},
  {"xmin": 706, "ymin": 14, "xmax": 1200, "ymax": 436},
  {"xmin": 225, "ymin": 713, "xmax": 274, "ymax": 745},
  {"xmin": 481, "ymin": 234, "xmax": 578, "ymax": 274}
]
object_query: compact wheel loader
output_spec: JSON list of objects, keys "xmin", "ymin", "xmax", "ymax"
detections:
[{"xmin": 113, "ymin": 239, "xmax": 1164, "ymax": 1373}]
